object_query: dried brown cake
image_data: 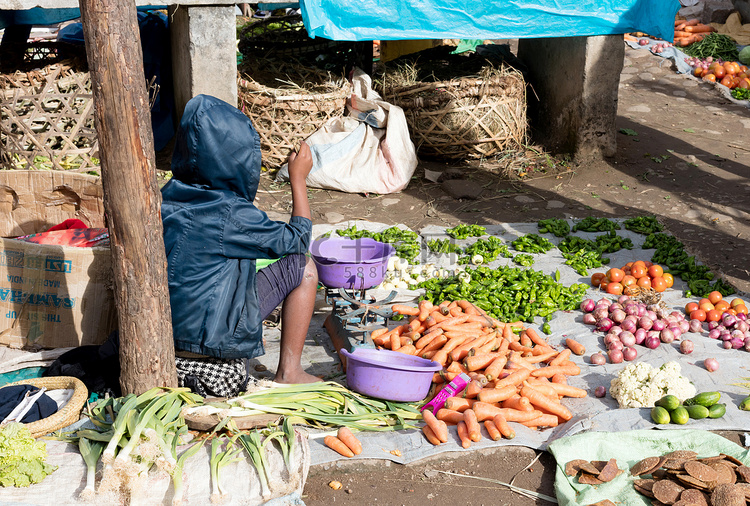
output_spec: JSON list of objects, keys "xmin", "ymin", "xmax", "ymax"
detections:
[{"xmin": 632, "ymin": 457, "xmax": 663, "ymax": 476}]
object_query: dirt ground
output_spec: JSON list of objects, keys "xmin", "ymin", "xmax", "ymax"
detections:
[{"xmin": 250, "ymin": 42, "xmax": 750, "ymax": 505}]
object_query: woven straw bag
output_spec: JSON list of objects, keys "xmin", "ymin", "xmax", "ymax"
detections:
[
  {"xmin": 380, "ymin": 70, "xmax": 527, "ymax": 160},
  {"xmin": 5, "ymin": 376, "xmax": 88, "ymax": 438},
  {"xmin": 237, "ymin": 63, "xmax": 350, "ymax": 169}
]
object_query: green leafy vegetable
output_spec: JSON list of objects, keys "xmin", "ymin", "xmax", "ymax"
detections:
[{"xmin": 0, "ymin": 423, "xmax": 56, "ymax": 487}]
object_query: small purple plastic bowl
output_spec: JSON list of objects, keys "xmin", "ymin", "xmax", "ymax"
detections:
[
  {"xmin": 310, "ymin": 236, "xmax": 395, "ymax": 290},
  {"xmin": 340, "ymin": 348, "xmax": 442, "ymax": 402}
]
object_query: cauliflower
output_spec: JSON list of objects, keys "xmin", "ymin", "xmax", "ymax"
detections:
[{"xmin": 610, "ymin": 361, "xmax": 696, "ymax": 408}]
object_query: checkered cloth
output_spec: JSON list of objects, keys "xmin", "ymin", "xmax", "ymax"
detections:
[{"xmin": 175, "ymin": 356, "xmax": 248, "ymax": 398}]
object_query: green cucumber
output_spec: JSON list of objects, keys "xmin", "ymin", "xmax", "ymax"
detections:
[
  {"xmin": 708, "ymin": 403, "xmax": 726, "ymax": 419},
  {"xmin": 685, "ymin": 405, "xmax": 709, "ymax": 420},
  {"xmin": 655, "ymin": 395, "xmax": 681, "ymax": 411},
  {"xmin": 684, "ymin": 392, "xmax": 721, "ymax": 407},
  {"xmin": 651, "ymin": 406, "xmax": 671, "ymax": 425},
  {"xmin": 670, "ymin": 406, "xmax": 690, "ymax": 425}
]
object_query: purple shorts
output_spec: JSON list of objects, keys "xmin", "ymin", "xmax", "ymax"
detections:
[{"xmin": 256, "ymin": 253, "xmax": 307, "ymax": 320}]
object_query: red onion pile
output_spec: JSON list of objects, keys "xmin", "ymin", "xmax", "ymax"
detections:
[
  {"xmin": 580, "ymin": 295, "xmax": 690, "ymax": 364},
  {"xmin": 703, "ymin": 312, "xmax": 750, "ymax": 350}
]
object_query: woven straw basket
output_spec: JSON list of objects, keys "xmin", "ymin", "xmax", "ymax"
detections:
[
  {"xmin": 380, "ymin": 71, "xmax": 527, "ymax": 160},
  {"xmin": 237, "ymin": 64, "xmax": 350, "ymax": 169},
  {"xmin": 5, "ymin": 376, "xmax": 88, "ymax": 438},
  {"xmin": 0, "ymin": 61, "xmax": 99, "ymax": 173}
]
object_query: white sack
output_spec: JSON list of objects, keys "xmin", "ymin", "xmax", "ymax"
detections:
[{"xmin": 277, "ymin": 68, "xmax": 418, "ymax": 195}]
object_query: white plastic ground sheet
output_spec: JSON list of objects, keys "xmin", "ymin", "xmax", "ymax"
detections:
[
  {"xmin": 4, "ymin": 219, "xmax": 749, "ymax": 505},
  {"xmin": 0, "ymin": 429, "xmax": 310, "ymax": 506},
  {"xmin": 252, "ymin": 220, "xmax": 750, "ymax": 466}
]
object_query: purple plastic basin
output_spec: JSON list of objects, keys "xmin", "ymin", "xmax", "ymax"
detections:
[
  {"xmin": 340, "ymin": 348, "xmax": 442, "ymax": 402},
  {"xmin": 310, "ymin": 237, "xmax": 395, "ymax": 289}
]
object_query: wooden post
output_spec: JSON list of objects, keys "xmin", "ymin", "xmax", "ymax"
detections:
[{"xmin": 79, "ymin": 0, "xmax": 177, "ymax": 393}]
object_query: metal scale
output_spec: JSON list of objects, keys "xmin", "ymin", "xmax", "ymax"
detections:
[{"xmin": 322, "ymin": 277, "xmax": 398, "ymax": 367}]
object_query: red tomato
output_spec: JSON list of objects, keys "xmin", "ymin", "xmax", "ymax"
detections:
[
  {"xmin": 591, "ymin": 272, "xmax": 605, "ymax": 287},
  {"xmin": 606, "ymin": 268, "xmax": 625, "ymax": 283},
  {"xmin": 689, "ymin": 309, "xmax": 706, "ymax": 322},
  {"xmin": 735, "ymin": 304, "xmax": 748, "ymax": 315},
  {"xmin": 606, "ymin": 282, "xmax": 624, "ymax": 296},
  {"xmin": 699, "ymin": 301, "xmax": 715, "ymax": 312},
  {"xmin": 731, "ymin": 298, "xmax": 746, "ymax": 308},
  {"xmin": 636, "ymin": 276, "xmax": 651, "ymax": 289},
  {"xmin": 630, "ymin": 265, "xmax": 647, "ymax": 279},
  {"xmin": 662, "ymin": 273, "xmax": 674, "ymax": 288},
  {"xmin": 720, "ymin": 75, "xmax": 734, "ymax": 88},
  {"xmin": 651, "ymin": 276, "xmax": 667, "ymax": 293},
  {"xmin": 694, "ymin": 67, "xmax": 705, "ymax": 78},
  {"xmin": 713, "ymin": 66, "xmax": 726, "ymax": 79},
  {"xmin": 706, "ymin": 309, "xmax": 722, "ymax": 322},
  {"xmin": 647, "ymin": 265, "xmax": 664, "ymax": 279},
  {"xmin": 708, "ymin": 291, "xmax": 723, "ymax": 305},
  {"xmin": 685, "ymin": 302, "xmax": 699, "ymax": 314},
  {"xmin": 621, "ymin": 275, "xmax": 637, "ymax": 288},
  {"xmin": 714, "ymin": 300, "xmax": 730, "ymax": 312},
  {"xmin": 599, "ymin": 280, "xmax": 609, "ymax": 292}
]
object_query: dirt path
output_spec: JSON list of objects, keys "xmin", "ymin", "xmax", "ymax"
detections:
[{"xmin": 253, "ymin": 43, "xmax": 750, "ymax": 505}]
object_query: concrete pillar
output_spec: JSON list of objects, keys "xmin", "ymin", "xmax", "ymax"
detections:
[
  {"xmin": 517, "ymin": 35, "xmax": 624, "ymax": 160},
  {"xmin": 169, "ymin": 5, "xmax": 237, "ymax": 119}
]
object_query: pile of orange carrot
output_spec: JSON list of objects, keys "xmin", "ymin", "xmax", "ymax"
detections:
[
  {"xmin": 374, "ymin": 299, "xmax": 588, "ymax": 446},
  {"xmin": 674, "ymin": 18, "xmax": 716, "ymax": 47}
]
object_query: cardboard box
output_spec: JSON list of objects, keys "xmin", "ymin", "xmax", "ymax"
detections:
[
  {"xmin": 0, "ymin": 170, "xmax": 116, "ymax": 349},
  {"xmin": 0, "ymin": 170, "xmax": 106, "ymax": 238},
  {"xmin": 0, "ymin": 238, "xmax": 117, "ymax": 349}
]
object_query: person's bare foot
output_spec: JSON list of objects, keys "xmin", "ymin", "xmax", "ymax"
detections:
[{"xmin": 274, "ymin": 368, "xmax": 321, "ymax": 384}]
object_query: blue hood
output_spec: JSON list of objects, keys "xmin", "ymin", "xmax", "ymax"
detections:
[{"xmin": 171, "ymin": 94, "xmax": 261, "ymax": 201}]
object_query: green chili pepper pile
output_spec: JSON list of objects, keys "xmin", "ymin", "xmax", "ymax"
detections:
[
  {"xmin": 682, "ymin": 32, "xmax": 739, "ymax": 62},
  {"xmin": 445, "ymin": 224, "xmax": 487, "ymax": 240},
  {"xmin": 572, "ymin": 217, "xmax": 620, "ymax": 233},
  {"xmin": 511, "ymin": 234, "xmax": 555, "ymax": 254},
  {"xmin": 336, "ymin": 225, "xmax": 421, "ymax": 263},
  {"xmin": 458, "ymin": 236, "xmax": 512, "ymax": 264},
  {"xmin": 557, "ymin": 236, "xmax": 600, "ymax": 255},
  {"xmin": 562, "ymin": 249, "xmax": 607, "ymax": 276},
  {"xmin": 643, "ymin": 232, "xmax": 735, "ymax": 297},
  {"xmin": 623, "ymin": 216, "xmax": 663, "ymax": 235},
  {"xmin": 417, "ymin": 265, "xmax": 588, "ymax": 323},
  {"xmin": 537, "ymin": 218, "xmax": 570, "ymax": 237},
  {"xmin": 513, "ymin": 254, "xmax": 535, "ymax": 267},
  {"xmin": 594, "ymin": 231, "xmax": 634, "ymax": 254},
  {"xmin": 426, "ymin": 238, "xmax": 462, "ymax": 255}
]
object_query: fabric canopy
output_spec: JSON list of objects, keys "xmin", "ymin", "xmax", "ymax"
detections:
[{"xmin": 300, "ymin": 0, "xmax": 680, "ymax": 42}]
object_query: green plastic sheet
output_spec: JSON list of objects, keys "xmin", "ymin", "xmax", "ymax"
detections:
[{"xmin": 548, "ymin": 429, "xmax": 750, "ymax": 505}]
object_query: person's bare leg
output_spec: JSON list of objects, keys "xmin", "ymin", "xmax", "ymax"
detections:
[{"xmin": 275, "ymin": 256, "xmax": 321, "ymax": 383}]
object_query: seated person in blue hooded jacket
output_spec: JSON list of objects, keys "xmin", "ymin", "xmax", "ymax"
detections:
[{"xmin": 161, "ymin": 94, "xmax": 319, "ymax": 397}]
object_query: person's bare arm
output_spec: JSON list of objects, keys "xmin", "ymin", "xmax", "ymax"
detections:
[{"xmin": 287, "ymin": 142, "xmax": 312, "ymax": 220}]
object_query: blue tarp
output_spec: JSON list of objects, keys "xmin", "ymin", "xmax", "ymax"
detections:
[{"xmin": 300, "ymin": 0, "xmax": 681, "ymax": 42}]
